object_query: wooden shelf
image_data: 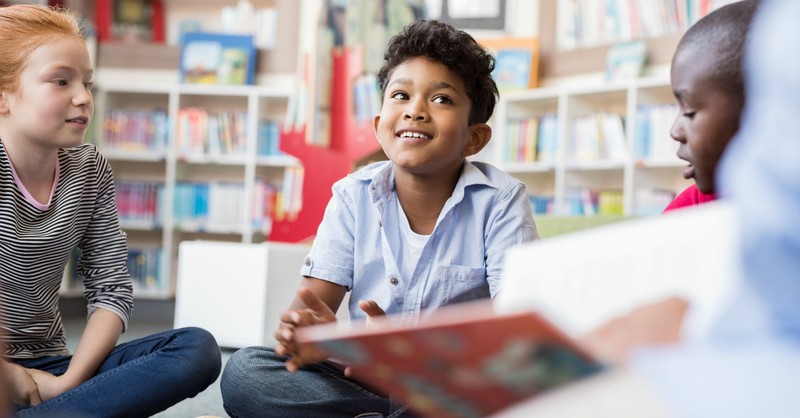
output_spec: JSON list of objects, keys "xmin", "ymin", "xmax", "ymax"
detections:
[
  {"xmin": 537, "ymin": 0, "xmax": 681, "ymax": 80},
  {"xmin": 97, "ymin": 41, "xmax": 296, "ymax": 73},
  {"xmin": 95, "ymin": 0, "xmax": 299, "ymax": 74}
]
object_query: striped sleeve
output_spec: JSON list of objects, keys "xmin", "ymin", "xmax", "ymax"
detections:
[{"xmin": 75, "ymin": 147, "xmax": 134, "ymax": 330}]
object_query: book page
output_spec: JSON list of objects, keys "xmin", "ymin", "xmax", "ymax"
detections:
[{"xmin": 496, "ymin": 201, "xmax": 740, "ymax": 341}]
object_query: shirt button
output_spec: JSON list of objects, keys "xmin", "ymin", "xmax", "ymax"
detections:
[
  {"xmin": 390, "ymin": 277, "xmax": 398, "ymax": 285},
  {"xmin": 304, "ymin": 257, "xmax": 312, "ymax": 266}
]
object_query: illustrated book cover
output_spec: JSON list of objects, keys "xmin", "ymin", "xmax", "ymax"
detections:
[
  {"xmin": 180, "ymin": 32, "xmax": 256, "ymax": 85},
  {"xmin": 296, "ymin": 301, "xmax": 602, "ymax": 418}
]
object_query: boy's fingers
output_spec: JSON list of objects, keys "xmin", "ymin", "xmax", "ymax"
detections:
[
  {"xmin": 297, "ymin": 287, "xmax": 328, "ymax": 313},
  {"xmin": 358, "ymin": 300, "xmax": 385, "ymax": 317}
]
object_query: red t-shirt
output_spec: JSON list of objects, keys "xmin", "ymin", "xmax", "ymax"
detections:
[{"xmin": 663, "ymin": 184, "xmax": 717, "ymax": 213}]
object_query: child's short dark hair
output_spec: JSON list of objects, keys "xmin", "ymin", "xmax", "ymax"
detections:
[
  {"xmin": 678, "ymin": 0, "xmax": 759, "ymax": 99},
  {"xmin": 377, "ymin": 20, "xmax": 498, "ymax": 125}
]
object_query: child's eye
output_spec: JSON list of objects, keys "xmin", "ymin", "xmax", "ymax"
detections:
[
  {"xmin": 53, "ymin": 79, "xmax": 68, "ymax": 87},
  {"xmin": 682, "ymin": 111, "xmax": 696, "ymax": 119},
  {"xmin": 390, "ymin": 91, "xmax": 409, "ymax": 100},
  {"xmin": 84, "ymin": 81, "xmax": 94, "ymax": 89},
  {"xmin": 432, "ymin": 95, "xmax": 453, "ymax": 104}
]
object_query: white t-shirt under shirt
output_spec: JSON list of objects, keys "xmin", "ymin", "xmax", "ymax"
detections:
[{"xmin": 396, "ymin": 198, "xmax": 430, "ymax": 287}]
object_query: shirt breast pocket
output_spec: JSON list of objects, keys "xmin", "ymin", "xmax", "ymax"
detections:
[{"xmin": 438, "ymin": 265, "xmax": 489, "ymax": 305}]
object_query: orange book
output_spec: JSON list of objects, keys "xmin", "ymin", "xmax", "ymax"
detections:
[{"xmin": 296, "ymin": 301, "xmax": 603, "ymax": 418}]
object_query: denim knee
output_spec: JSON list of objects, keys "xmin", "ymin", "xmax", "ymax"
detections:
[{"xmin": 175, "ymin": 327, "xmax": 222, "ymax": 386}]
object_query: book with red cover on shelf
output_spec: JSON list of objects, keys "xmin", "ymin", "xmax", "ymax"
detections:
[{"xmin": 296, "ymin": 300, "xmax": 603, "ymax": 418}]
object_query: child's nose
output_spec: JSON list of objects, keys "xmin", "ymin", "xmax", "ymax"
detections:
[
  {"xmin": 72, "ymin": 87, "xmax": 92, "ymax": 107},
  {"xmin": 669, "ymin": 115, "xmax": 684, "ymax": 142},
  {"xmin": 403, "ymin": 103, "xmax": 428, "ymax": 121}
]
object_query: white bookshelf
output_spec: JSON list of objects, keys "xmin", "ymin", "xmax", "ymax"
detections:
[
  {"xmin": 60, "ymin": 82, "xmax": 300, "ymax": 299},
  {"xmin": 490, "ymin": 76, "xmax": 691, "ymax": 217}
]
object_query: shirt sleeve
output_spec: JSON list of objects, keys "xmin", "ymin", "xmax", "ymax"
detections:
[
  {"xmin": 77, "ymin": 152, "xmax": 134, "ymax": 331},
  {"xmin": 485, "ymin": 182, "xmax": 539, "ymax": 298},
  {"xmin": 299, "ymin": 184, "xmax": 356, "ymax": 289}
]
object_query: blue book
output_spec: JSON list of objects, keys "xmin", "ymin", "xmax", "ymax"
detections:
[{"xmin": 180, "ymin": 32, "xmax": 256, "ymax": 85}]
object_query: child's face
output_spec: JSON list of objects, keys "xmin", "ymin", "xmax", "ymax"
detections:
[
  {"xmin": 669, "ymin": 46, "xmax": 742, "ymax": 194},
  {"xmin": 0, "ymin": 36, "xmax": 94, "ymax": 150},
  {"xmin": 373, "ymin": 57, "xmax": 489, "ymax": 177}
]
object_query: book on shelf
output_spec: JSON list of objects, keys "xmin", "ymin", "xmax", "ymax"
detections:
[
  {"xmin": 635, "ymin": 104, "xmax": 680, "ymax": 162},
  {"xmin": 529, "ymin": 194, "xmax": 555, "ymax": 215},
  {"xmin": 569, "ymin": 112, "xmax": 627, "ymax": 163},
  {"xmin": 352, "ymin": 73, "xmax": 380, "ymax": 127},
  {"xmin": 94, "ymin": 0, "xmax": 165, "ymax": 43},
  {"xmin": 115, "ymin": 180, "xmax": 162, "ymax": 227},
  {"xmin": 556, "ymin": 0, "xmax": 739, "ymax": 50},
  {"xmin": 176, "ymin": 108, "xmax": 248, "ymax": 157},
  {"xmin": 257, "ymin": 120, "xmax": 283, "ymax": 156},
  {"xmin": 536, "ymin": 114, "xmax": 558, "ymax": 163},
  {"xmin": 565, "ymin": 188, "xmax": 624, "ymax": 216},
  {"xmin": 127, "ymin": 247, "xmax": 164, "ymax": 293},
  {"xmin": 604, "ymin": 40, "xmax": 647, "ymax": 81},
  {"xmin": 505, "ymin": 117, "xmax": 539, "ymax": 163},
  {"xmin": 180, "ymin": 32, "xmax": 256, "ymax": 85},
  {"xmin": 102, "ymin": 108, "xmax": 169, "ymax": 154},
  {"xmin": 297, "ymin": 300, "xmax": 603, "ymax": 418}
]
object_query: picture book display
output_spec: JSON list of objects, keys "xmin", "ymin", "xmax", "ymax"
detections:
[
  {"xmin": 180, "ymin": 32, "xmax": 256, "ymax": 85},
  {"xmin": 296, "ymin": 301, "xmax": 603, "ymax": 418},
  {"xmin": 479, "ymin": 38, "xmax": 540, "ymax": 91},
  {"xmin": 605, "ymin": 40, "xmax": 647, "ymax": 81}
]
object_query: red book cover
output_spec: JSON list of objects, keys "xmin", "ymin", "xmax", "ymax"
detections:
[{"xmin": 297, "ymin": 301, "xmax": 603, "ymax": 418}]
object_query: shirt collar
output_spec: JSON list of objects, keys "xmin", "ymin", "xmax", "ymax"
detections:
[{"xmin": 357, "ymin": 160, "xmax": 495, "ymax": 203}]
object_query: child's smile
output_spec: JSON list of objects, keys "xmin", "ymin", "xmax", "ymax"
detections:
[{"xmin": 397, "ymin": 129, "xmax": 432, "ymax": 145}]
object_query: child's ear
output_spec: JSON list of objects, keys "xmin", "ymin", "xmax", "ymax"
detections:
[
  {"xmin": 373, "ymin": 114, "xmax": 381, "ymax": 134},
  {"xmin": 0, "ymin": 92, "xmax": 9, "ymax": 115},
  {"xmin": 462, "ymin": 123, "xmax": 492, "ymax": 157}
]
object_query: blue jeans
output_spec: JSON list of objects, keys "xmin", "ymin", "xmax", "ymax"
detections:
[
  {"xmin": 12, "ymin": 327, "xmax": 221, "ymax": 418},
  {"xmin": 220, "ymin": 346, "xmax": 415, "ymax": 418}
]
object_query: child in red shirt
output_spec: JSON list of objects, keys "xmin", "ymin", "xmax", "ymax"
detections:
[{"xmin": 663, "ymin": 0, "xmax": 758, "ymax": 213}]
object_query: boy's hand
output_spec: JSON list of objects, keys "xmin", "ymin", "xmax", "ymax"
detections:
[
  {"xmin": 275, "ymin": 287, "xmax": 337, "ymax": 372},
  {"xmin": 338, "ymin": 299, "xmax": 389, "ymax": 377},
  {"xmin": 579, "ymin": 296, "xmax": 689, "ymax": 365},
  {"xmin": 3, "ymin": 361, "xmax": 42, "ymax": 406},
  {"xmin": 358, "ymin": 300, "xmax": 387, "ymax": 328}
]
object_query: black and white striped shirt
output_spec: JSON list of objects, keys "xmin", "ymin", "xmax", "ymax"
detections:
[{"xmin": 0, "ymin": 140, "xmax": 133, "ymax": 359}]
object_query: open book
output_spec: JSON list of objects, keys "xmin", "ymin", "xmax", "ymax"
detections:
[
  {"xmin": 296, "ymin": 202, "xmax": 738, "ymax": 417},
  {"xmin": 296, "ymin": 300, "xmax": 602, "ymax": 418}
]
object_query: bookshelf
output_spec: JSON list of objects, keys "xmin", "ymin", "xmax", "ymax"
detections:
[
  {"xmin": 485, "ymin": 0, "xmax": 743, "ymax": 218},
  {"xmin": 57, "ymin": 0, "xmax": 311, "ymax": 300},
  {"xmin": 536, "ymin": 0, "xmax": 738, "ymax": 80},
  {"xmin": 57, "ymin": 82, "xmax": 300, "ymax": 299},
  {"xmin": 490, "ymin": 76, "xmax": 691, "ymax": 218}
]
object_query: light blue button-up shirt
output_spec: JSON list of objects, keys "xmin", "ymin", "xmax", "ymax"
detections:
[{"xmin": 300, "ymin": 160, "xmax": 539, "ymax": 323}]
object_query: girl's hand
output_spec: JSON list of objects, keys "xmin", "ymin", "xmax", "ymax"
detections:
[
  {"xmin": 3, "ymin": 361, "xmax": 42, "ymax": 406},
  {"xmin": 26, "ymin": 368, "xmax": 76, "ymax": 402}
]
